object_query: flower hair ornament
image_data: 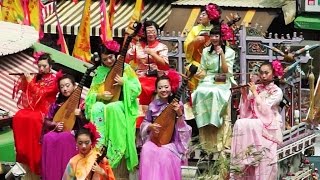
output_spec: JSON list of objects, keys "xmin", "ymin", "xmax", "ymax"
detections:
[
  {"xmin": 55, "ymin": 70, "xmax": 64, "ymax": 82},
  {"xmin": 84, "ymin": 122, "xmax": 101, "ymax": 147},
  {"xmin": 220, "ymin": 23, "xmax": 234, "ymax": 41},
  {"xmin": 205, "ymin": 3, "xmax": 221, "ymax": 21},
  {"xmin": 104, "ymin": 40, "xmax": 120, "ymax": 53},
  {"xmin": 33, "ymin": 51, "xmax": 45, "ymax": 64},
  {"xmin": 271, "ymin": 59, "xmax": 284, "ymax": 77}
]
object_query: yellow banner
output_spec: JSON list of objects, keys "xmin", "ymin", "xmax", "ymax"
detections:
[
  {"xmin": 29, "ymin": 0, "xmax": 43, "ymax": 38},
  {"xmin": 126, "ymin": 0, "xmax": 143, "ymax": 34},
  {"xmin": 1, "ymin": 0, "xmax": 24, "ymax": 23},
  {"xmin": 72, "ymin": 0, "xmax": 91, "ymax": 62}
]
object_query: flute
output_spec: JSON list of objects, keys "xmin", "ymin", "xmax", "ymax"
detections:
[
  {"xmin": 9, "ymin": 73, "xmax": 39, "ymax": 75},
  {"xmin": 230, "ymin": 79, "xmax": 275, "ymax": 90}
]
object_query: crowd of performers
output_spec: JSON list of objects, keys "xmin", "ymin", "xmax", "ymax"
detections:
[{"xmin": 10, "ymin": 2, "xmax": 284, "ymax": 180}]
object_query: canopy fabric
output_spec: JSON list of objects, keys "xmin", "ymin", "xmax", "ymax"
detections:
[
  {"xmin": 0, "ymin": 21, "xmax": 39, "ymax": 56},
  {"xmin": 294, "ymin": 15, "xmax": 320, "ymax": 31},
  {"xmin": 44, "ymin": 1, "xmax": 172, "ymax": 37}
]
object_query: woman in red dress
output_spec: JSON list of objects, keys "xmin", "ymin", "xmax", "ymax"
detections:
[{"xmin": 12, "ymin": 52, "xmax": 59, "ymax": 176}]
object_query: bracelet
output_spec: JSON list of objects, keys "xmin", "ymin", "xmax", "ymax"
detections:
[{"xmin": 176, "ymin": 114, "xmax": 183, "ymax": 118}]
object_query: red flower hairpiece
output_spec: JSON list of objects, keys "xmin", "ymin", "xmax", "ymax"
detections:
[
  {"xmin": 84, "ymin": 122, "xmax": 101, "ymax": 147},
  {"xmin": 205, "ymin": 3, "xmax": 221, "ymax": 21},
  {"xmin": 272, "ymin": 59, "xmax": 284, "ymax": 77},
  {"xmin": 33, "ymin": 51, "xmax": 45, "ymax": 64},
  {"xmin": 221, "ymin": 23, "xmax": 234, "ymax": 41},
  {"xmin": 104, "ymin": 40, "xmax": 120, "ymax": 53}
]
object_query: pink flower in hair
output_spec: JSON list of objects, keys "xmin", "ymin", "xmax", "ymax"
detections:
[
  {"xmin": 205, "ymin": 3, "xmax": 221, "ymax": 21},
  {"xmin": 221, "ymin": 23, "xmax": 234, "ymax": 41},
  {"xmin": 104, "ymin": 40, "xmax": 120, "ymax": 53},
  {"xmin": 84, "ymin": 122, "xmax": 101, "ymax": 147},
  {"xmin": 33, "ymin": 51, "xmax": 45, "ymax": 64},
  {"xmin": 272, "ymin": 59, "xmax": 284, "ymax": 77}
]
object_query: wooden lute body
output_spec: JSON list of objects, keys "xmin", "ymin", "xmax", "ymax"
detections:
[
  {"xmin": 151, "ymin": 65, "xmax": 198, "ymax": 146},
  {"xmin": 104, "ymin": 22, "xmax": 142, "ymax": 102},
  {"xmin": 53, "ymin": 65, "xmax": 97, "ymax": 131}
]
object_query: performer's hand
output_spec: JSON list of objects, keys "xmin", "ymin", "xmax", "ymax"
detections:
[
  {"xmin": 74, "ymin": 108, "xmax": 81, "ymax": 116},
  {"xmin": 24, "ymin": 73, "xmax": 34, "ymax": 83},
  {"xmin": 113, "ymin": 74, "xmax": 123, "ymax": 86},
  {"xmin": 194, "ymin": 36, "xmax": 205, "ymax": 43},
  {"xmin": 56, "ymin": 122, "xmax": 64, "ymax": 132},
  {"xmin": 215, "ymin": 46, "xmax": 224, "ymax": 55},
  {"xmin": 148, "ymin": 123, "xmax": 161, "ymax": 134},
  {"xmin": 99, "ymin": 91, "xmax": 113, "ymax": 101},
  {"xmin": 248, "ymin": 82, "xmax": 257, "ymax": 95},
  {"xmin": 172, "ymin": 101, "xmax": 183, "ymax": 117},
  {"xmin": 92, "ymin": 162, "xmax": 105, "ymax": 175},
  {"xmin": 144, "ymin": 47, "xmax": 155, "ymax": 56}
]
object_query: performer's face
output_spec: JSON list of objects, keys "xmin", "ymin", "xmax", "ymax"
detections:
[
  {"xmin": 156, "ymin": 79, "xmax": 171, "ymax": 100},
  {"xmin": 59, "ymin": 78, "xmax": 75, "ymax": 97},
  {"xmin": 101, "ymin": 53, "xmax": 116, "ymax": 67},
  {"xmin": 146, "ymin": 26, "xmax": 157, "ymax": 42},
  {"xmin": 37, "ymin": 59, "xmax": 51, "ymax": 74},
  {"xmin": 76, "ymin": 134, "xmax": 92, "ymax": 156},
  {"xmin": 259, "ymin": 65, "xmax": 273, "ymax": 82},
  {"xmin": 199, "ymin": 11, "xmax": 210, "ymax": 25},
  {"xmin": 210, "ymin": 34, "xmax": 221, "ymax": 46}
]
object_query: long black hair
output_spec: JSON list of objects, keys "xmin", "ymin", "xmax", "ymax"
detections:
[{"xmin": 208, "ymin": 25, "xmax": 226, "ymax": 54}]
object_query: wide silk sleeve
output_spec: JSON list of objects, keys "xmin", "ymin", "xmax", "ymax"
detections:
[
  {"xmin": 85, "ymin": 83, "xmax": 99, "ymax": 120},
  {"xmin": 99, "ymin": 158, "xmax": 115, "ymax": 180},
  {"xmin": 225, "ymin": 48, "xmax": 235, "ymax": 74},
  {"xmin": 27, "ymin": 77, "xmax": 57, "ymax": 98},
  {"xmin": 122, "ymin": 64, "xmax": 142, "ymax": 117},
  {"xmin": 173, "ymin": 104, "xmax": 192, "ymax": 154},
  {"xmin": 254, "ymin": 88, "xmax": 283, "ymax": 129},
  {"xmin": 140, "ymin": 108, "xmax": 152, "ymax": 143},
  {"xmin": 184, "ymin": 27, "xmax": 197, "ymax": 62},
  {"xmin": 62, "ymin": 163, "xmax": 74, "ymax": 180}
]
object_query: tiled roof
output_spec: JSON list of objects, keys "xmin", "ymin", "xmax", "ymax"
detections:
[{"xmin": 172, "ymin": 0, "xmax": 284, "ymax": 8}]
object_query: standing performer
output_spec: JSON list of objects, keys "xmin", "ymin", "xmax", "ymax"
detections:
[
  {"xmin": 184, "ymin": 3, "xmax": 221, "ymax": 91},
  {"xmin": 12, "ymin": 52, "xmax": 59, "ymax": 177},
  {"xmin": 41, "ymin": 74, "xmax": 88, "ymax": 180},
  {"xmin": 85, "ymin": 40, "xmax": 141, "ymax": 178},
  {"xmin": 230, "ymin": 62, "xmax": 283, "ymax": 179},
  {"xmin": 63, "ymin": 123, "xmax": 115, "ymax": 180},
  {"xmin": 192, "ymin": 24, "xmax": 235, "ymax": 152},
  {"xmin": 139, "ymin": 75, "xmax": 192, "ymax": 180}
]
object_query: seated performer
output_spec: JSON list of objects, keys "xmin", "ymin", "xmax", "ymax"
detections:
[
  {"xmin": 192, "ymin": 24, "xmax": 235, "ymax": 152},
  {"xmin": 41, "ymin": 74, "xmax": 88, "ymax": 180},
  {"xmin": 63, "ymin": 123, "xmax": 115, "ymax": 180},
  {"xmin": 12, "ymin": 52, "xmax": 59, "ymax": 176},
  {"xmin": 139, "ymin": 75, "xmax": 192, "ymax": 180},
  {"xmin": 85, "ymin": 40, "xmax": 141, "ymax": 177},
  {"xmin": 184, "ymin": 3, "xmax": 221, "ymax": 91},
  {"xmin": 230, "ymin": 62, "xmax": 283, "ymax": 179},
  {"xmin": 126, "ymin": 20, "xmax": 180, "ymax": 106}
]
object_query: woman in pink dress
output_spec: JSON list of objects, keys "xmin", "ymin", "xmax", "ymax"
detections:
[
  {"xmin": 139, "ymin": 75, "xmax": 192, "ymax": 180},
  {"xmin": 231, "ymin": 62, "xmax": 283, "ymax": 179}
]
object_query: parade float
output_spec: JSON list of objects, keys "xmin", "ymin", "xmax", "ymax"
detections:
[{"xmin": 158, "ymin": 18, "xmax": 319, "ymax": 179}]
